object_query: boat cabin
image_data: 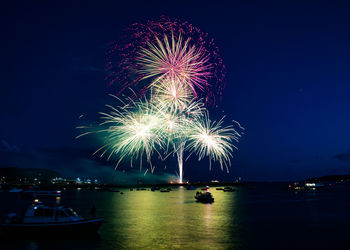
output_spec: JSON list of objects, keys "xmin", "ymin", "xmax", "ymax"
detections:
[{"xmin": 23, "ymin": 204, "xmax": 82, "ymax": 223}]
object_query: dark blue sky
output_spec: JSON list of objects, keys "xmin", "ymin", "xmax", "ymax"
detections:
[{"xmin": 1, "ymin": 0, "xmax": 350, "ymax": 182}]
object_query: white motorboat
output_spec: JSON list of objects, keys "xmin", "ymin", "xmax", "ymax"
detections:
[{"xmin": 0, "ymin": 201, "xmax": 103, "ymax": 234}]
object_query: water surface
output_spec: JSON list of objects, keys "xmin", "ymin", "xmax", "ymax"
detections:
[{"xmin": 1, "ymin": 183, "xmax": 350, "ymax": 249}]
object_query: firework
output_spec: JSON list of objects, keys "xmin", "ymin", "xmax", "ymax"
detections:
[
  {"xmin": 186, "ymin": 113, "xmax": 241, "ymax": 173},
  {"xmin": 138, "ymin": 34, "xmax": 211, "ymax": 96},
  {"xmin": 78, "ymin": 96, "xmax": 167, "ymax": 172},
  {"xmin": 157, "ymin": 95, "xmax": 204, "ymax": 144},
  {"xmin": 78, "ymin": 93, "xmax": 241, "ymax": 183},
  {"xmin": 151, "ymin": 78, "xmax": 193, "ymax": 113},
  {"xmin": 78, "ymin": 17, "xmax": 242, "ymax": 184},
  {"xmin": 106, "ymin": 16, "xmax": 225, "ymax": 105}
]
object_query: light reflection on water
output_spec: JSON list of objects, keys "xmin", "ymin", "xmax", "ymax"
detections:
[
  {"xmin": 103, "ymin": 187, "xmax": 242, "ymax": 249},
  {"xmin": 0, "ymin": 187, "xmax": 246, "ymax": 249},
  {"xmin": 2, "ymin": 183, "xmax": 350, "ymax": 249}
]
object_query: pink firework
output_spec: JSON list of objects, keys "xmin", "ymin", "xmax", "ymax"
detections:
[
  {"xmin": 106, "ymin": 16, "xmax": 226, "ymax": 105},
  {"xmin": 137, "ymin": 33, "xmax": 212, "ymax": 96}
]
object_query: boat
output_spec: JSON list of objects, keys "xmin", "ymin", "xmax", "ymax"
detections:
[
  {"xmin": 108, "ymin": 189, "xmax": 120, "ymax": 192},
  {"xmin": 195, "ymin": 191, "xmax": 214, "ymax": 203},
  {"xmin": 96, "ymin": 187, "xmax": 110, "ymax": 192},
  {"xmin": 8, "ymin": 188, "xmax": 23, "ymax": 193},
  {"xmin": 160, "ymin": 189, "xmax": 170, "ymax": 192},
  {"xmin": 285, "ymin": 182, "xmax": 325, "ymax": 191},
  {"xmin": 22, "ymin": 190, "xmax": 61, "ymax": 197},
  {"xmin": 223, "ymin": 186, "xmax": 235, "ymax": 192},
  {"xmin": 0, "ymin": 201, "xmax": 103, "ymax": 234},
  {"xmin": 305, "ymin": 182, "xmax": 325, "ymax": 188}
]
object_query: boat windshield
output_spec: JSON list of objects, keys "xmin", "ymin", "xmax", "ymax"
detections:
[
  {"xmin": 34, "ymin": 207, "xmax": 54, "ymax": 217},
  {"xmin": 65, "ymin": 208, "xmax": 78, "ymax": 217},
  {"xmin": 57, "ymin": 209, "xmax": 69, "ymax": 217}
]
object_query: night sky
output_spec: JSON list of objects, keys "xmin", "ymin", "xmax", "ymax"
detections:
[{"xmin": 1, "ymin": 1, "xmax": 350, "ymax": 182}]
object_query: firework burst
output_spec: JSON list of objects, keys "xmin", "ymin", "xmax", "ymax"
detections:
[
  {"xmin": 78, "ymin": 96, "xmax": 166, "ymax": 172},
  {"xmin": 78, "ymin": 17, "xmax": 242, "ymax": 184},
  {"xmin": 78, "ymin": 93, "xmax": 241, "ymax": 182},
  {"xmin": 138, "ymin": 34, "xmax": 211, "ymax": 96},
  {"xmin": 157, "ymin": 96, "xmax": 204, "ymax": 151},
  {"xmin": 106, "ymin": 16, "xmax": 225, "ymax": 105},
  {"xmin": 151, "ymin": 78, "xmax": 193, "ymax": 113},
  {"xmin": 186, "ymin": 113, "xmax": 241, "ymax": 173}
]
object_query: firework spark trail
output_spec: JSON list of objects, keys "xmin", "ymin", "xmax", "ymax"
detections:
[
  {"xmin": 77, "ymin": 93, "xmax": 242, "ymax": 183},
  {"xmin": 77, "ymin": 95, "xmax": 167, "ymax": 172},
  {"xmin": 151, "ymin": 78, "xmax": 193, "ymax": 113},
  {"xmin": 176, "ymin": 144, "xmax": 185, "ymax": 185},
  {"xmin": 78, "ymin": 17, "xmax": 243, "ymax": 184},
  {"xmin": 106, "ymin": 16, "xmax": 225, "ymax": 105},
  {"xmin": 138, "ymin": 34, "xmax": 212, "ymax": 96},
  {"xmin": 185, "ymin": 113, "xmax": 241, "ymax": 173}
]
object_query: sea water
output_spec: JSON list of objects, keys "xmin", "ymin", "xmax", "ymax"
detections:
[{"xmin": 1, "ymin": 183, "xmax": 350, "ymax": 250}]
